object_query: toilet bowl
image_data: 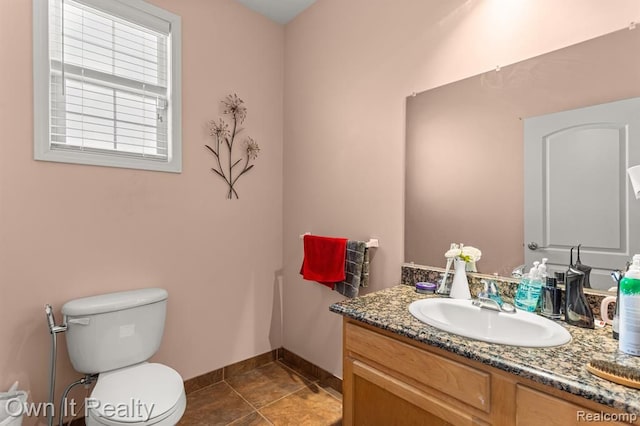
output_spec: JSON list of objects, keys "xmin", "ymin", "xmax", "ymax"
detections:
[
  {"xmin": 85, "ymin": 363, "xmax": 186, "ymax": 426},
  {"xmin": 62, "ymin": 289, "xmax": 185, "ymax": 426}
]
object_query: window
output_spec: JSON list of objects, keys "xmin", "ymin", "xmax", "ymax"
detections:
[{"xmin": 33, "ymin": 0, "xmax": 182, "ymax": 173}]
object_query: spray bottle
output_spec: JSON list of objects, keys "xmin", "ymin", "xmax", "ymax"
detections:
[{"xmin": 619, "ymin": 254, "xmax": 640, "ymax": 355}]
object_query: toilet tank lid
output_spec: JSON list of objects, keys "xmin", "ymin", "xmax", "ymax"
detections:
[{"xmin": 62, "ymin": 288, "xmax": 168, "ymax": 316}]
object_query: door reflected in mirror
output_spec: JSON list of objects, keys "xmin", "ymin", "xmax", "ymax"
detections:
[{"xmin": 524, "ymin": 98, "xmax": 640, "ymax": 289}]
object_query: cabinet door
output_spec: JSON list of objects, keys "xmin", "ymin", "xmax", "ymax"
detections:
[
  {"xmin": 516, "ymin": 385, "xmax": 631, "ymax": 426},
  {"xmin": 346, "ymin": 358, "xmax": 488, "ymax": 426},
  {"xmin": 345, "ymin": 322, "xmax": 490, "ymax": 413}
]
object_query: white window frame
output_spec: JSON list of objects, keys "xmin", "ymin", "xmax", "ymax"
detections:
[{"xmin": 33, "ymin": 0, "xmax": 182, "ymax": 173}]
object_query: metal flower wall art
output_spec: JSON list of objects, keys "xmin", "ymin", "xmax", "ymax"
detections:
[{"xmin": 205, "ymin": 94, "xmax": 260, "ymax": 199}]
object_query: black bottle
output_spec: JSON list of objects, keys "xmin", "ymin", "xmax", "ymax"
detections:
[
  {"xmin": 574, "ymin": 244, "xmax": 592, "ymax": 289},
  {"xmin": 564, "ymin": 267, "xmax": 594, "ymax": 329}
]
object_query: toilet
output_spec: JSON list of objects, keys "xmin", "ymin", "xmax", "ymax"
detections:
[{"xmin": 61, "ymin": 288, "xmax": 186, "ymax": 426}]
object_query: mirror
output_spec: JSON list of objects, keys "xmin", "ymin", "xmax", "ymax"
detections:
[{"xmin": 405, "ymin": 28, "xmax": 640, "ymax": 287}]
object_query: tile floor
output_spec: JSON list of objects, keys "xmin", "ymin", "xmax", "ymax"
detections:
[{"xmin": 178, "ymin": 361, "xmax": 343, "ymax": 426}]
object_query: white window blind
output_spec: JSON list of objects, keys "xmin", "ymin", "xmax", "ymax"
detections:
[{"xmin": 34, "ymin": 0, "xmax": 182, "ymax": 172}]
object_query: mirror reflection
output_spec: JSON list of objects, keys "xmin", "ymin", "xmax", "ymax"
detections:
[{"xmin": 405, "ymin": 28, "xmax": 640, "ymax": 290}]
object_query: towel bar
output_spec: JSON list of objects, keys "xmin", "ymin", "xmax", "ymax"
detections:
[{"xmin": 299, "ymin": 233, "xmax": 379, "ymax": 248}]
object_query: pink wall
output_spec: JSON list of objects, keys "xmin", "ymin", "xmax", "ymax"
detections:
[
  {"xmin": 283, "ymin": 0, "xmax": 640, "ymax": 378},
  {"xmin": 0, "ymin": 0, "xmax": 283, "ymax": 423},
  {"xmin": 3, "ymin": 0, "xmax": 640, "ymax": 420}
]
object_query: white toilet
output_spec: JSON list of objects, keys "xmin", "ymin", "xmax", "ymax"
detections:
[{"xmin": 61, "ymin": 288, "xmax": 186, "ymax": 426}]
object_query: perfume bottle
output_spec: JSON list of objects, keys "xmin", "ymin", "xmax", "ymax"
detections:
[{"xmin": 540, "ymin": 277, "xmax": 562, "ymax": 319}]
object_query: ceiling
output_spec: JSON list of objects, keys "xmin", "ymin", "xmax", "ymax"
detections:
[{"xmin": 234, "ymin": 0, "xmax": 317, "ymax": 24}]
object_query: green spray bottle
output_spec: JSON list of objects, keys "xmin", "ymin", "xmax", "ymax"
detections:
[{"xmin": 619, "ymin": 254, "xmax": 640, "ymax": 355}]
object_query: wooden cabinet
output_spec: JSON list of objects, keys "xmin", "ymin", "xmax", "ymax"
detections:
[
  {"xmin": 515, "ymin": 385, "xmax": 629, "ymax": 426},
  {"xmin": 343, "ymin": 319, "xmax": 638, "ymax": 426}
]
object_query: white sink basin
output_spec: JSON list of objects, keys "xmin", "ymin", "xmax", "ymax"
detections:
[{"xmin": 409, "ymin": 298, "xmax": 571, "ymax": 347}]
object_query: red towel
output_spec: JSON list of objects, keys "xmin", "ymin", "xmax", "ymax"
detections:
[{"xmin": 300, "ymin": 235, "xmax": 348, "ymax": 288}]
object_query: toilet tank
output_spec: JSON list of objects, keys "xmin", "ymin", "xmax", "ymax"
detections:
[{"xmin": 61, "ymin": 288, "xmax": 168, "ymax": 374}]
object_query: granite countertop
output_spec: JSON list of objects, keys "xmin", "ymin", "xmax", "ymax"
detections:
[{"xmin": 330, "ymin": 284, "xmax": 640, "ymax": 415}]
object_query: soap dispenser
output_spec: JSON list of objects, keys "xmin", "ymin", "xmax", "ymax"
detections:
[
  {"xmin": 538, "ymin": 258, "xmax": 549, "ymax": 281},
  {"xmin": 515, "ymin": 261, "xmax": 543, "ymax": 312},
  {"xmin": 564, "ymin": 248, "xmax": 594, "ymax": 328}
]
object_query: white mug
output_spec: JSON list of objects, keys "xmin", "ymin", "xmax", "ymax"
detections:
[{"xmin": 600, "ymin": 296, "xmax": 617, "ymax": 325}]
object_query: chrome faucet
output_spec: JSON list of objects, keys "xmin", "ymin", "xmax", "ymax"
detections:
[
  {"xmin": 473, "ymin": 279, "xmax": 516, "ymax": 313},
  {"xmin": 472, "ymin": 297, "xmax": 516, "ymax": 313}
]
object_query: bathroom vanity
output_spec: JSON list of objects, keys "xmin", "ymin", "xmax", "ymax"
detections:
[{"xmin": 330, "ymin": 285, "xmax": 640, "ymax": 426}]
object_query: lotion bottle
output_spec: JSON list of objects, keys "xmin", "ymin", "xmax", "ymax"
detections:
[{"xmin": 619, "ymin": 255, "xmax": 640, "ymax": 355}]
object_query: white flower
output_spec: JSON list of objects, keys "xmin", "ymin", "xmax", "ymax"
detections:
[
  {"xmin": 444, "ymin": 244, "xmax": 481, "ymax": 263},
  {"xmin": 461, "ymin": 246, "xmax": 482, "ymax": 262},
  {"xmin": 445, "ymin": 248, "xmax": 462, "ymax": 259}
]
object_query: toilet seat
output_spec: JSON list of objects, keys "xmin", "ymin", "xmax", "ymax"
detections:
[{"xmin": 86, "ymin": 363, "xmax": 186, "ymax": 426}]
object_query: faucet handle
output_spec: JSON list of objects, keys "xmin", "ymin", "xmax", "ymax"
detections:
[
  {"xmin": 480, "ymin": 278, "xmax": 504, "ymax": 308},
  {"xmin": 480, "ymin": 279, "xmax": 499, "ymax": 296},
  {"xmin": 478, "ymin": 280, "xmax": 489, "ymax": 299}
]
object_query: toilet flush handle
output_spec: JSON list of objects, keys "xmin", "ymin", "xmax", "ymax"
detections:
[{"xmin": 68, "ymin": 318, "xmax": 90, "ymax": 326}]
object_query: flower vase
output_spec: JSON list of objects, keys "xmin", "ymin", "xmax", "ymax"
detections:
[{"xmin": 450, "ymin": 259, "xmax": 471, "ymax": 299}]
